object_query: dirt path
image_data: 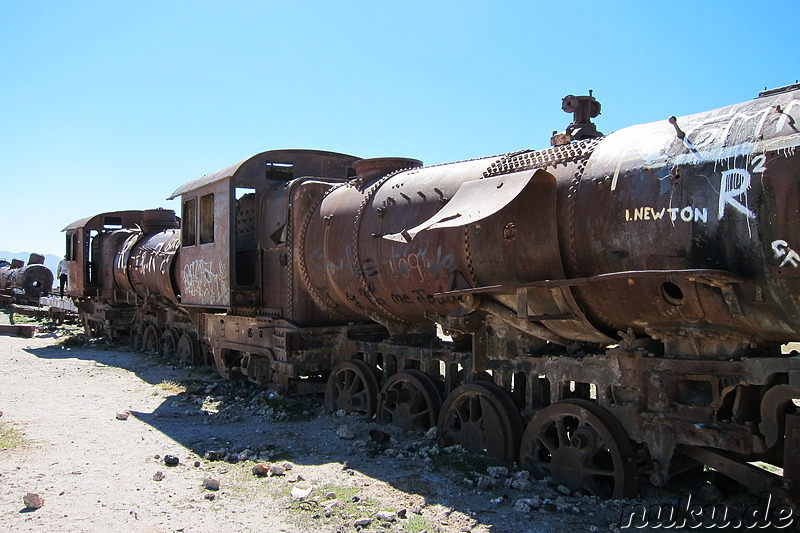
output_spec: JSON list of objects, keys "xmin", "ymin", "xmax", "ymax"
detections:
[{"xmin": 1, "ymin": 317, "xmax": 758, "ymax": 532}]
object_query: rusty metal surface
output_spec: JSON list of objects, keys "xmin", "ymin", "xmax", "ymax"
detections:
[
  {"xmin": 125, "ymin": 229, "xmax": 181, "ymax": 305},
  {"xmin": 437, "ymin": 381, "xmax": 523, "ymax": 461},
  {"xmin": 62, "ymin": 210, "xmax": 149, "ymax": 298},
  {"xmin": 566, "ymin": 88, "xmax": 800, "ymax": 356},
  {"xmin": 680, "ymin": 445, "xmax": 792, "ymax": 502},
  {"xmin": 301, "ymin": 156, "xmax": 503, "ymax": 325},
  {"xmin": 377, "ymin": 369, "xmax": 442, "ymax": 432},
  {"xmin": 519, "ymin": 399, "xmax": 637, "ymax": 499},
  {"xmin": 175, "ymin": 150, "xmax": 360, "ymax": 309},
  {"xmin": 0, "ymin": 324, "xmax": 35, "ymax": 337},
  {"xmin": 167, "ymin": 149, "xmax": 360, "ymax": 200},
  {"xmin": 382, "ymin": 170, "xmax": 537, "ymax": 242},
  {"xmin": 0, "ymin": 260, "xmax": 53, "ymax": 304}
]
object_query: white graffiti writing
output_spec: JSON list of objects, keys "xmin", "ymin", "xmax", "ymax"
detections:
[
  {"xmin": 683, "ymin": 99, "xmax": 800, "ymax": 154},
  {"xmin": 388, "ymin": 245, "xmax": 455, "ymax": 282},
  {"xmin": 181, "ymin": 259, "xmax": 229, "ymax": 304},
  {"xmin": 772, "ymin": 240, "xmax": 800, "ymax": 268},
  {"xmin": 719, "ymin": 168, "xmax": 755, "ymax": 219},
  {"xmin": 625, "ymin": 206, "xmax": 708, "ymax": 223}
]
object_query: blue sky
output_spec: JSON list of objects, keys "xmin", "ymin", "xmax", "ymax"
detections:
[{"xmin": 1, "ymin": 1, "xmax": 797, "ymax": 257}]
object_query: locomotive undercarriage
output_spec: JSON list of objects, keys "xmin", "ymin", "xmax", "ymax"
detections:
[
  {"xmin": 77, "ymin": 299, "xmax": 138, "ymax": 341},
  {"xmin": 78, "ymin": 294, "xmax": 800, "ymax": 503},
  {"xmin": 84, "ymin": 287, "xmax": 800, "ymax": 504},
  {"xmin": 174, "ymin": 307, "xmax": 800, "ymax": 504},
  {"xmin": 78, "ymin": 295, "xmax": 202, "ymax": 370}
]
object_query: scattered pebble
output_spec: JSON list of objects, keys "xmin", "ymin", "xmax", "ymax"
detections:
[
  {"xmin": 336, "ymin": 425, "xmax": 355, "ymax": 440},
  {"xmin": 476, "ymin": 475, "xmax": 495, "ymax": 489},
  {"xmin": 153, "ymin": 471, "xmax": 164, "ymax": 481},
  {"xmin": 203, "ymin": 477, "xmax": 220, "ymax": 491},
  {"xmin": 164, "ymin": 455, "xmax": 180, "ymax": 466},
  {"xmin": 204, "ymin": 450, "xmax": 225, "ymax": 461},
  {"xmin": 23, "ymin": 493, "xmax": 44, "ymax": 510},
  {"xmin": 369, "ymin": 429, "xmax": 390, "ymax": 443},
  {"xmin": 511, "ymin": 478, "xmax": 532, "ymax": 490},
  {"xmin": 486, "ymin": 466, "xmax": 508, "ymax": 478},
  {"xmin": 353, "ymin": 517, "xmax": 372, "ymax": 527},
  {"xmin": 252, "ymin": 463, "xmax": 270, "ymax": 477},
  {"xmin": 376, "ymin": 511, "xmax": 397, "ymax": 522},
  {"xmin": 115, "ymin": 411, "xmax": 129, "ymax": 420}
]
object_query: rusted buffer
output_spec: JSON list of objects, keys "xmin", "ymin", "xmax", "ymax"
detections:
[{"xmin": 64, "ymin": 85, "xmax": 800, "ymax": 505}]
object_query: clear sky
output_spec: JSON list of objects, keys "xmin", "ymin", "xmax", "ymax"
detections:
[{"xmin": 1, "ymin": 1, "xmax": 797, "ymax": 258}]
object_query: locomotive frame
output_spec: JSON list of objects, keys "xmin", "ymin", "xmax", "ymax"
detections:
[{"xmin": 64, "ymin": 87, "xmax": 800, "ymax": 505}]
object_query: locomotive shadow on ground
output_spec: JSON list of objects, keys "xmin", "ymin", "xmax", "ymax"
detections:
[{"xmin": 22, "ymin": 339, "xmax": 528, "ymax": 532}]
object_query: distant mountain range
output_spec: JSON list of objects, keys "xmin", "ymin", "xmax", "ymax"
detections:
[{"xmin": 0, "ymin": 251, "xmax": 62, "ymax": 277}]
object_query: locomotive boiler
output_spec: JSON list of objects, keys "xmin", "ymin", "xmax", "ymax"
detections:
[
  {"xmin": 0, "ymin": 253, "xmax": 53, "ymax": 305},
  {"xmin": 64, "ymin": 84, "xmax": 800, "ymax": 504}
]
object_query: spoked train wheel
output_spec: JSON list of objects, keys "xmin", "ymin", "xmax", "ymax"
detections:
[
  {"xmin": 437, "ymin": 381, "xmax": 523, "ymax": 461},
  {"xmin": 377, "ymin": 370, "xmax": 442, "ymax": 432},
  {"xmin": 324, "ymin": 360, "xmax": 380, "ymax": 416},
  {"xmin": 141, "ymin": 324, "xmax": 161, "ymax": 353},
  {"xmin": 176, "ymin": 332, "xmax": 201, "ymax": 366},
  {"xmin": 160, "ymin": 328, "xmax": 180, "ymax": 358},
  {"xmin": 519, "ymin": 399, "xmax": 637, "ymax": 499}
]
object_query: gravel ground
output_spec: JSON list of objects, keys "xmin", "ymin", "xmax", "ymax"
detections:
[{"xmin": 0, "ymin": 312, "xmax": 786, "ymax": 533}]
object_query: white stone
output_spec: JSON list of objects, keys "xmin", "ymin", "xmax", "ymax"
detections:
[
  {"xmin": 336, "ymin": 425, "xmax": 355, "ymax": 440},
  {"xmin": 290, "ymin": 481, "xmax": 312, "ymax": 499},
  {"xmin": 486, "ymin": 466, "xmax": 509, "ymax": 478}
]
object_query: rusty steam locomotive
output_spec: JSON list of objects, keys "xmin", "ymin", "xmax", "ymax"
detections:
[
  {"xmin": 64, "ymin": 84, "xmax": 800, "ymax": 503},
  {"xmin": 0, "ymin": 254, "xmax": 53, "ymax": 306}
]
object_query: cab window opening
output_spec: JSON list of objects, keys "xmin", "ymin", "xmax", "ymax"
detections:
[
  {"xmin": 182, "ymin": 198, "xmax": 197, "ymax": 246},
  {"xmin": 200, "ymin": 194, "xmax": 215, "ymax": 244}
]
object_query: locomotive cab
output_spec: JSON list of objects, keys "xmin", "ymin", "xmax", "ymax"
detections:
[
  {"xmin": 168, "ymin": 149, "xmax": 360, "ymax": 315},
  {"xmin": 63, "ymin": 210, "xmax": 149, "ymax": 299},
  {"xmin": 167, "ymin": 149, "xmax": 362, "ymax": 386}
]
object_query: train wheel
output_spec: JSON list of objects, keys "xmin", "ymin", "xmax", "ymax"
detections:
[
  {"xmin": 131, "ymin": 333, "xmax": 142, "ymax": 351},
  {"xmin": 83, "ymin": 317, "xmax": 104, "ymax": 338},
  {"xmin": 211, "ymin": 348, "xmax": 246, "ymax": 380},
  {"xmin": 141, "ymin": 324, "xmax": 161, "ymax": 353},
  {"xmin": 324, "ymin": 360, "xmax": 380, "ymax": 416},
  {"xmin": 176, "ymin": 332, "xmax": 201, "ymax": 366},
  {"xmin": 437, "ymin": 381, "xmax": 522, "ymax": 461},
  {"xmin": 160, "ymin": 329, "xmax": 180, "ymax": 358},
  {"xmin": 519, "ymin": 399, "xmax": 637, "ymax": 499},
  {"xmin": 377, "ymin": 370, "xmax": 442, "ymax": 432}
]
